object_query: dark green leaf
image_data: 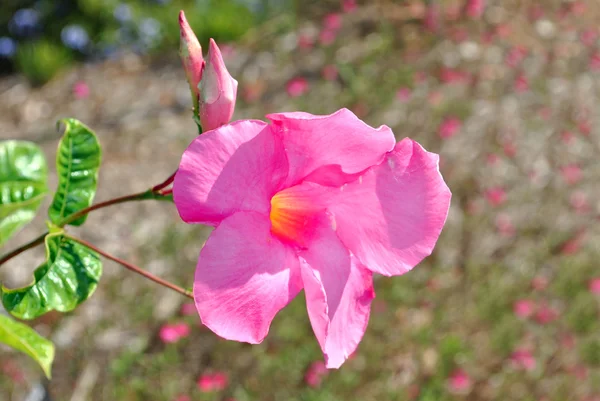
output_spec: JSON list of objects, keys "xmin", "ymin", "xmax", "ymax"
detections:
[
  {"xmin": 0, "ymin": 141, "xmax": 48, "ymax": 246},
  {"xmin": 2, "ymin": 232, "xmax": 102, "ymax": 319},
  {"xmin": 48, "ymin": 119, "xmax": 101, "ymax": 226},
  {"xmin": 0, "ymin": 314, "xmax": 55, "ymax": 378}
]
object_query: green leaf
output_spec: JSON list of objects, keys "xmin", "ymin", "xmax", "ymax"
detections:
[
  {"xmin": 2, "ymin": 232, "xmax": 102, "ymax": 319},
  {"xmin": 48, "ymin": 119, "xmax": 101, "ymax": 226},
  {"xmin": 0, "ymin": 314, "xmax": 55, "ymax": 378},
  {"xmin": 0, "ymin": 140, "xmax": 48, "ymax": 246}
]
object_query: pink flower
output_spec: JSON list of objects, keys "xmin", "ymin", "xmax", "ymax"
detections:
[
  {"xmin": 485, "ymin": 187, "xmax": 506, "ymax": 207},
  {"xmin": 305, "ymin": 361, "xmax": 328, "ymax": 388},
  {"xmin": 423, "ymin": 4, "xmax": 441, "ymax": 32},
  {"xmin": 447, "ymin": 369, "xmax": 472, "ymax": 393},
  {"xmin": 590, "ymin": 53, "xmax": 600, "ymax": 71},
  {"xmin": 440, "ymin": 68, "xmax": 470, "ymax": 85},
  {"xmin": 581, "ymin": 29, "xmax": 598, "ymax": 47},
  {"xmin": 319, "ymin": 29, "xmax": 337, "ymax": 46},
  {"xmin": 531, "ymin": 276, "xmax": 548, "ymax": 291},
  {"xmin": 514, "ymin": 74, "xmax": 529, "ymax": 92},
  {"xmin": 286, "ymin": 77, "xmax": 309, "ymax": 97},
  {"xmin": 323, "ymin": 13, "xmax": 342, "ymax": 31},
  {"xmin": 342, "ymin": 0, "xmax": 357, "ymax": 13},
  {"xmin": 438, "ymin": 117, "xmax": 462, "ymax": 139},
  {"xmin": 510, "ymin": 349, "xmax": 536, "ymax": 371},
  {"xmin": 570, "ymin": 191, "xmax": 589, "ymax": 213},
  {"xmin": 513, "ymin": 299, "xmax": 535, "ymax": 319},
  {"xmin": 322, "ymin": 65, "xmax": 338, "ymax": 81},
  {"xmin": 466, "ymin": 0, "xmax": 485, "ymax": 18},
  {"xmin": 396, "ymin": 87, "xmax": 412, "ymax": 102},
  {"xmin": 495, "ymin": 213, "xmax": 515, "ymax": 237},
  {"xmin": 589, "ymin": 278, "xmax": 600, "ymax": 295},
  {"xmin": 560, "ymin": 164, "xmax": 582, "ymax": 185},
  {"xmin": 159, "ymin": 322, "xmax": 190, "ymax": 343},
  {"xmin": 534, "ymin": 304, "xmax": 559, "ymax": 324},
  {"xmin": 298, "ymin": 34, "xmax": 314, "ymax": 50},
  {"xmin": 181, "ymin": 302, "xmax": 196, "ymax": 316},
  {"xmin": 73, "ymin": 81, "xmax": 89, "ymax": 99},
  {"xmin": 197, "ymin": 372, "xmax": 228, "ymax": 392},
  {"xmin": 172, "ymin": 109, "xmax": 451, "ymax": 368}
]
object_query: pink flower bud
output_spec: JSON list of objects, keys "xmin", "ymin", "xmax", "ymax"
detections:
[
  {"xmin": 179, "ymin": 11, "xmax": 204, "ymax": 106},
  {"xmin": 198, "ymin": 39, "xmax": 238, "ymax": 131}
]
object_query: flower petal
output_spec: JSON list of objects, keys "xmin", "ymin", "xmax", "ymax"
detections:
[
  {"xmin": 266, "ymin": 108, "xmax": 395, "ymax": 186},
  {"xmin": 300, "ymin": 215, "xmax": 374, "ymax": 368},
  {"xmin": 173, "ymin": 120, "xmax": 288, "ymax": 225},
  {"xmin": 331, "ymin": 138, "xmax": 451, "ymax": 276},
  {"xmin": 194, "ymin": 211, "xmax": 302, "ymax": 343}
]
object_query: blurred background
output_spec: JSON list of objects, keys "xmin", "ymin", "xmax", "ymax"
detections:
[{"xmin": 1, "ymin": 0, "xmax": 600, "ymax": 400}]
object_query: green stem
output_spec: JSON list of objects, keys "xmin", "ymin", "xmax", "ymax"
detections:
[{"xmin": 66, "ymin": 235, "xmax": 193, "ymax": 299}]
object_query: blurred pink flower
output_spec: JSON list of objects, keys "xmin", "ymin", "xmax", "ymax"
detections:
[
  {"xmin": 560, "ymin": 164, "xmax": 582, "ymax": 185},
  {"xmin": 510, "ymin": 349, "xmax": 536, "ymax": 371},
  {"xmin": 570, "ymin": 191, "xmax": 589, "ymax": 214},
  {"xmin": 197, "ymin": 372, "xmax": 228, "ymax": 392},
  {"xmin": 440, "ymin": 68, "xmax": 470, "ymax": 85},
  {"xmin": 424, "ymin": 4, "xmax": 441, "ymax": 32},
  {"xmin": 534, "ymin": 304, "xmax": 559, "ymax": 324},
  {"xmin": 73, "ymin": 81, "xmax": 90, "ymax": 99},
  {"xmin": 322, "ymin": 65, "xmax": 338, "ymax": 81},
  {"xmin": 495, "ymin": 213, "xmax": 515, "ymax": 237},
  {"xmin": 495, "ymin": 24, "xmax": 511, "ymax": 38},
  {"xmin": 589, "ymin": 278, "xmax": 600, "ymax": 295},
  {"xmin": 286, "ymin": 77, "xmax": 309, "ymax": 97},
  {"xmin": 445, "ymin": 3, "xmax": 461, "ymax": 20},
  {"xmin": 414, "ymin": 71, "xmax": 428, "ymax": 83},
  {"xmin": 485, "ymin": 187, "xmax": 506, "ymax": 207},
  {"xmin": 513, "ymin": 299, "xmax": 535, "ymax": 319},
  {"xmin": 581, "ymin": 29, "xmax": 598, "ymax": 47},
  {"xmin": 396, "ymin": 87, "xmax": 412, "ymax": 102},
  {"xmin": 486, "ymin": 153, "xmax": 500, "ymax": 166},
  {"xmin": 466, "ymin": 0, "xmax": 485, "ymax": 19},
  {"xmin": 323, "ymin": 13, "xmax": 342, "ymax": 31},
  {"xmin": 181, "ymin": 302, "xmax": 196, "ymax": 316},
  {"xmin": 298, "ymin": 34, "xmax": 315, "ymax": 50},
  {"xmin": 529, "ymin": 4, "xmax": 544, "ymax": 21},
  {"xmin": 447, "ymin": 369, "xmax": 472, "ymax": 393},
  {"xmin": 503, "ymin": 141, "xmax": 517, "ymax": 158},
  {"xmin": 305, "ymin": 361, "xmax": 328, "ymax": 388},
  {"xmin": 514, "ymin": 74, "xmax": 529, "ymax": 92},
  {"xmin": 173, "ymin": 396, "xmax": 190, "ymax": 401},
  {"xmin": 438, "ymin": 117, "xmax": 462, "ymax": 139},
  {"xmin": 505, "ymin": 46, "xmax": 528, "ymax": 68},
  {"xmin": 568, "ymin": 364, "xmax": 588, "ymax": 380},
  {"xmin": 342, "ymin": 0, "xmax": 357, "ymax": 13},
  {"xmin": 319, "ymin": 29, "xmax": 337, "ymax": 46},
  {"xmin": 560, "ymin": 332, "xmax": 576, "ymax": 349},
  {"xmin": 173, "ymin": 109, "xmax": 451, "ymax": 368},
  {"xmin": 570, "ymin": 1, "xmax": 586, "ymax": 16},
  {"xmin": 159, "ymin": 322, "xmax": 190, "ymax": 343},
  {"xmin": 561, "ymin": 130, "xmax": 575, "ymax": 145},
  {"xmin": 590, "ymin": 53, "xmax": 600, "ymax": 71},
  {"xmin": 531, "ymin": 276, "xmax": 548, "ymax": 291},
  {"xmin": 577, "ymin": 120, "xmax": 591, "ymax": 136}
]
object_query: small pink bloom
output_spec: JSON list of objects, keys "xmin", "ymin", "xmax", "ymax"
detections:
[
  {"xmin": 590, "ymin": 53, "xmax": 600, "ymax": 71},
  {"xmin": 447, "ymin": 369, "xmax": 472, "ymax": 393},
  {"xmin": 323, "ymin": 13, "xmax": 342, "ymax": 31},
  {"xmin": 561, "ymin": 130, "xmax": 575, "ymax": 144},
  {"xmin": 322, "ymin": 65, "xmax": 338, "ymax": 81},
  {"xmin": 513, "ymin": 299, "xmax": 535, "ymax": 319},
  {"xmin": 569, "ymin": 364, "xmax": 588, "ymax": 380},
  {"xmin": 529, "ymin": 4, "xmax": 544, "ymax": 20},
  {"xmin": 486, "ymin": 153, "xmax": 500, "ymax": 166},
  {"xmin": 560, "ymin": 332, "xmax": 576, "ymax": 349},
  {"xmin": 159, "ymin": 322, "xmax": 190, "ymax": 343},
  {"xmin": 197, "ymin": 372, "xmax": 228, "ymax": 392},
  {"xmin": 581, "ymin": 29, "xmax": 598, "ymax": 47},
  {"xmin": 560, "ymin": 164, "xmax": 582, "ymax": 185},
  {"xmin": 495, "ymin": 213, "xmax": 515, "ymax": 237},
  {"xmin": 73, "ymin": 81, "xmax": 89, "ymax": 99},
  {"xmin": 342, "ymin": 0, "xmax": 357, "ymax": 13},
  {"xmin": 531, "ymin": 276, "xmax": 548, "ymax": 291},
  {"xmin": 510, "ymin": 349, "xmax": 536, "ymax": 371},
  {"xmin": 514, "ymin": 74, "xmax": 529, "ymax": 92},
  {"xmin": 495, "ymin": 24, "xmax": 511, "ymax": 38},
  {"xmin": 485, "ymin": 187, "xmax": 506, "ymax": 207},
  {"xmin": 589, "ymin": 278, "xmax": 600, "ymax": 295},
  {"xmin": 319, "ymin": 29, "xmax": 337, "ymax": 46},
  {"xmin": 445, "ymin": 3, "xmax": 461, "ymax": 20},
  {"xmin": 534, "ymin": 304, "xmax": 559, "ymax": 324},
  {"xmin": 438, "ymin": 117, "xmax": 462, "ymax": 139},
  {"xmin": 424, "ymin": 4, "xmax": 441, "ymax": 32},
  {"xmin": 570, "ymin": 191, "xmax": 589, "ymax": 213},
  {"xmin": 181, "ymin": 302, "xmax": 196, "ymax": 316},
  {"xmin": 298, "ymin": 34, "xmax": 314, "ymax": 50},
  {"xmin": 578, "ymin": 120, "xmax": 591, "ymax": 136},
  {"xmin": 173, "ymin": 109, "xmax": 451, "ymax": 368},
  {"xmin": 286, "ymin": 77, "xmax": 309, "ymax": 97},
  {"xmin": 570, "ymin": 1, "xmax": 586, "ymax": 16},
  {"xmin": 174, "ymin": 396, "xmax": 190, "ymax": 401},
  {"xmin": 503, "ymin": 141, "xmax": 517, "ymax": 158},
  {"xmin": 466, "ymin": 0, "xmax": 485, "ymax": 18},
  {"xmin": 305, "ymin": 361, "xmax": 328, "ymax": 388},
  {"xmin": 440, "ymin": 68, "xmax": 470, "ymax": 85},
  {"xmin": 396, "ymin": 87, "xmax": 412, "ymax": 102}
]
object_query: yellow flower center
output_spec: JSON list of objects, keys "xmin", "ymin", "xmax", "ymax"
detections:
[{"xmin": 270, "ymin": 189, "xmax": 318, "ymax": 246}]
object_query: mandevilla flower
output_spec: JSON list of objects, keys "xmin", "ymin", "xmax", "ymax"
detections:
[
  {"xmin": 173, "ymin": 108, "xmax": 451, "ymax": 368},
  {"xmin": 178, "ymin": 11, "xmax": 238, "ymax": 131}
]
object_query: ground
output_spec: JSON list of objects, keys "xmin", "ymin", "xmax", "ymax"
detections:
[{"xmin": 1, "ymin": 1, "xmax": 600, "ymax": 400}]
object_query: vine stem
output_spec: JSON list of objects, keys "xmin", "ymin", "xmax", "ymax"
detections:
[
  {"xmin": 0, "ymin": 171, "xmax": 177, "ymax": 267},
  {"xmin": 67, "ymin": 235, "xmax": 193, "ymax": 299}
]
